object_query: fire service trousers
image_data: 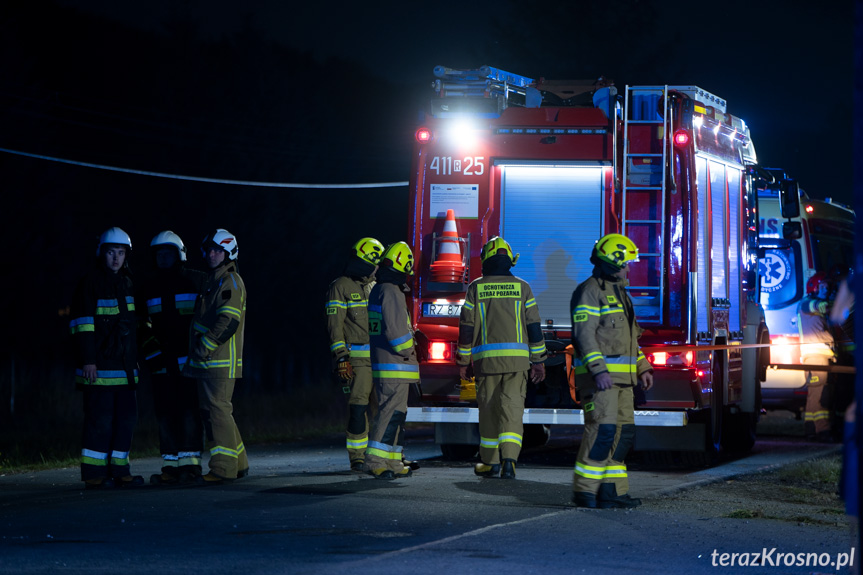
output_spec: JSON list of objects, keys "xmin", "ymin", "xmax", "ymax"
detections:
[
  {"xmin": 152, "ymin": 372, "xmax": 203, "ymax": 475},
  {"xmin": 365, "ymin": 380, "xmax": 408, "ymax": 474},
  {"xmin": 802, "ymin": 355, "xmax": 832, "ymax": 436},
  {"xmin": 573, "ymin": 384, "xmax": 635, "ymax": 496},
  {"xmin": 80, "ymin": 387, "xmax": 138, "ymax": 481},
  {"xmin": 345, "ymin": 360, "xmax": 375, "ymax": 464},
  {"xmin": 477, "ymin": 371, "xmax": 528, "ymax": 464},
  {"xmin": 198, "ymin": 376, "xmax": 248, "ymax": 479}
]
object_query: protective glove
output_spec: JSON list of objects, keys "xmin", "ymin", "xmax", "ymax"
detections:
[
  {"xmin": 529, "ymin": 363, "xmax": 546, "ymax": 384},
  {"xmin": 594, "ymin": 371, "xmax": 614, "ymax": 390},
  {"xmin": 336, "ymin": 358, "xmax": 355, "ymax": 382}
]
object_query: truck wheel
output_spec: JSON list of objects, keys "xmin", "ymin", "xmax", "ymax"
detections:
[{"xmin": 439, "ymin": 443, "xmax": 478, "ymax": 461}]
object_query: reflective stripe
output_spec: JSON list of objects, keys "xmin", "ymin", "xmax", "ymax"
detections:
[
  {"xmin": 349, "ymin": 344, "xmax": 370, "ymax": 359},
  {"xmin": 147, "ymin": 297, "xmax": 163, "ymax": 314},
  {"xmin": 367, "ymin": 440, "xmax": 404, "ymax": 460},
  {"xmin": 125, "ymin": 296, "xmax": 135, "ymax": 312},
  {"xmin": 96, "ymin": 298, "xmax": 119, "ymax": 315},
  {"xmin": 499, "ymin": 432, "xmax": 523, "ymax": 447},
  {"xmin": 327, "ymin": 300, "xmax": 348, "ymax": 310},
  {"xmin": 390, "ymin": 332, "xmax": 413, "ymax": 353},
  {"xmin": 458, "ymin": 345, "xmax": 472, "ymax": 357},
  {"xmin": 331, "ymin": 341, "xmax": 347, "ymax": 352},
  {"xmin": 69, "ymin": 316, "xmax": 95, "ymax": 334},
  {"xmin": 193, "ymin": 322, "xmax": 208, "ymax": 334},
  {"xmin": 530, "ymin": 342, "xmax": 547, "ymax": 355},
  {"xmin": 804, "ymin": 410, "xmax": 830, "ymax": 422},
  {"xmin": 346, "ymin": 437, "xmax": 369, "ymax": 449},
  {"xmin": 146, "ymin": 350, "xmax": 162, "ymax": 361},
  {"xmin": 346, "ymin": 301, "xmax": 367, "ymax": 308},
  {"xmin": 463, "ymin": 300, "xmax": 475, "ymax": 311},
  {"xmin": 480, "ymin": 436, "xmax": 500, "ymax": 448},
  {"xmin": 573, "ymin": 305, "xmax": 600, "ymax": 317},
  {"xmin": 372, "ymin": 362, "xmax": 421, "ymax": 380},
  {"xmin": 210, "ymin": 442, "xmax": 245, "ymax": 459},
  {"xmin": 217, "ymin": 305, "xmax": 242, "ymax": 318},
  {"xmin": 525, "ymin": 298, "xmax": 537, "ymax": 308},
  {"xmin": 201, "ymin": 335, "xmax": 219, "ymax": 351},
  {"xmin": 515, "ymin": 300, "xmax": 523, "ymax": 344},
  {"xmin": 186, "ymin": 358, "xmax": 242, "ymax": 370},
  {"xmin": 472, "ymin": 342, "xmax": 529, "ymax": 360},
  {"xmin": 368, "ymin": 304, "xmax": 382, "ymax": 313},
  {"xmin": 574, "ymin": 462, "xmax": 628, "ymax": 479},
  {"xmin": 75, "ymin": 369, "xmax": 138, "ymax": 386}
]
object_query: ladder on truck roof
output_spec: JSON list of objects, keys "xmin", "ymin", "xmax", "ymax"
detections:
[{"xmin": 622, "ymin": 86, "xmax": 670, "ymax": 324}]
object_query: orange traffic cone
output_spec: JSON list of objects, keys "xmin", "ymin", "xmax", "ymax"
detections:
[{"xmin": 429, "ymin": 209, "xmax": 466, "ymax": 284}]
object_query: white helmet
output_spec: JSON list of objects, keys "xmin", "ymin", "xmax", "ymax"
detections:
[
  {"xmin": 150, "ymin": 230, "xmax": 187, "ymax": 262},
  {"xmin": 201, "ymin": 228, "xmax": 239, "ymax": 260},
  {"xmin": 97, "ymin": 227, "xmax": 132, "ymax": 256}
]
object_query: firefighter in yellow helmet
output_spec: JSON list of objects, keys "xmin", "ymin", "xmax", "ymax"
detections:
[
  {"xmin": 456, "ymin": 237, "xmax": 547, "ymax": 479},
  {"xmin": 570, "ymin": 233, "xmax": 653, "ymax": 508},
  {"xmin": 365, "ymin": 242, "xmax": 419, "ymax": 479},
  {"xmin": 325, "ymin": 237, "xmax": 384, "ymax": 471}
]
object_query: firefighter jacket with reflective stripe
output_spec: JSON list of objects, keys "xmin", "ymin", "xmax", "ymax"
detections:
[
  {"xmin": 326, "ymin": 275, "xmax": 374, "ymax": 366},
  {"xmin": 69, "ymin": 264, "xmax": 139, "ymax": 389},
  {"xmin": 368, "ymin": 282, "xmax": 419, "ymax": 383},
  {"xmin": 797, "ymin": 295, "xmax": 834, "ymax": 357},
  {"xmin": 140, "ymin": 266, "xmax": 207, "ymax": 376},
  {"xmin": 456, "ymin": 274, "xmax": 547, "ymax": 375},
  {"xmin": 570, "ymin": 273, "xmax": 651, "ymax": 387},
  {"xmin": 183, "ymin": 262, "xmax": 246, "ymax": 379}
]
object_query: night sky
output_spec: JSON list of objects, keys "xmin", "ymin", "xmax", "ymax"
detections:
[{"xmin": 0, "ymin": 1, "xmax": 855, "ymax": 398}]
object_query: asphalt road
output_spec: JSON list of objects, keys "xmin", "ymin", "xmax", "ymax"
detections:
[{"xmin": 0, "ymin": 414, "xmax": 853, "ymax": 575}]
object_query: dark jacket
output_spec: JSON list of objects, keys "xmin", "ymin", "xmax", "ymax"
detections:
[
  {"xmin": 69, "ymin": 264, "xmax": 139, "ymax": 389},
  {"xmin": 140, "ymin": 265, "xmax": 207, "ymax": 375}
]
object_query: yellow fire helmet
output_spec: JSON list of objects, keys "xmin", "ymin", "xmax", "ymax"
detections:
[
  {"xmin": 480, "ymin": 236, "xmax": 519, "ymax": 265},
  {"xmin": 353, "ymin": 237, "xmax": 384, "ymax": 265},
  {"xmin": 381, "ymin": 241, "xmax": 415, "ymax": 275},
  {"xmin": 595, "ymin": 233, "xmax": 639, "ymax": 267}
]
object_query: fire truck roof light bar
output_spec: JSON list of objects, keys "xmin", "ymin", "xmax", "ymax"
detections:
[{"xmin": 496, "ymin": 128, "xmax": 607, "ymax": 135}]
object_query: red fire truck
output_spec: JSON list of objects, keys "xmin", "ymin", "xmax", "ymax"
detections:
[{"xmin": 404, "ymin": 65, "xmax": 771, "ymax": 462}]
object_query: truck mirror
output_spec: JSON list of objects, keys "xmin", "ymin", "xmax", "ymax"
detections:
[
  {"xmin": 782, "ymin": 221, "xmax": 803, "ymax": 240},
  {"xmin": 778, "ymin": 178, "xmax": 800, "ymax": 218}
]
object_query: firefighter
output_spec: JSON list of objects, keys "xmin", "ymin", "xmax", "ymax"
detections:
[
  {"xmin": 456, "ymin": 237, "xmax": 547, "ymax": 480},
  {"xmin": 183, "ymin": 229, "xmax": 249, "ymax": 485},
  {"xmin": 326, "ymin": 237, "xmax": 384, "ymax": 471},
  {"xmin": 798, "ymin": 271, "xmax": 835, "ymax": 441},
  {"xmin": 141, "ymin": 231, "xmax": 207, "ymax": 485},
  {"xmin": 570, "ymin": 233, "xmax": 654, "ymax": 508},
  {"xmin": 365, "ymin": 241, "xmax": 418, "ymax": 480},
  {"xmin": 69, "ymin": 227, "xmax": 144, "ymax": 489}
]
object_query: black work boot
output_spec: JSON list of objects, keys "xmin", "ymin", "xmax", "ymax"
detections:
[
  {"xmin": 572, "ymin": 492, "xmax": 598, "ymax": 508},
  {"xmin": 474, "ymin": 462, "xmax": 501, "ymax": 478},
  {"xmin": 500, "ymin": 459, "xmax": 516, "ymax": 479},
  {"xmin": 597, "ymin": 483, "xmax": 641, "ymax": 508}
]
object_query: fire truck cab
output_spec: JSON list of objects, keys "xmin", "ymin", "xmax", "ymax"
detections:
[{"xmin": 404, "ymin": 66, "xmax": 771, "ymax": 462}]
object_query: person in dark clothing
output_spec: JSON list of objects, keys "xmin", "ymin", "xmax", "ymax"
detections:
[
  {"xmin": 69, "ymin": 227, "xmax": 144, "ymax": 490},
  {"xmin": 140, "ymin": 231, "xmax": 207, "ymax": 485}
]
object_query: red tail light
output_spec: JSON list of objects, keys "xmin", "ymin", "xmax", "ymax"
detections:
[
  {"xmin": 429, "ymin": 341, "xmax": 452, "ymax": 361},
  {"xmin": 647, "ymin": 350, "xmax": 693, "ymax": 367}
]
